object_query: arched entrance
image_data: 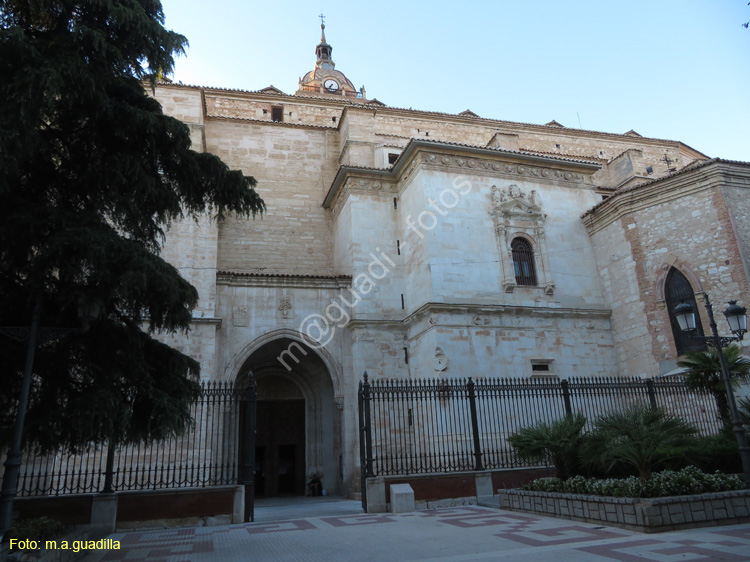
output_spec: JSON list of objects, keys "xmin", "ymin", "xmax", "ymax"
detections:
[{"xmin": 235, "ymin": 333, "xmax": 342, "ymax": 499}]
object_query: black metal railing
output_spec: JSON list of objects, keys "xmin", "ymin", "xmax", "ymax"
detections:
[
  {"xmin": 358, "ymin": 374, "xmax": 723, "ymax": 477},
  {"xmin": 14, "ymin": 381, "xmax": 251, "ymax": 496}
]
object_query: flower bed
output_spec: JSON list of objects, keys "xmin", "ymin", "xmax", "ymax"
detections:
[
  {"xmin": 523, "ymin": 467, "xmax": 744, "ymax": 498},
  {"xmin": 498, "ymin": 487, "xmax": 750, "ymax": 532},
  {"xmin": 498, "ymin": 468, "xmax": 750, "ymax": 532}
]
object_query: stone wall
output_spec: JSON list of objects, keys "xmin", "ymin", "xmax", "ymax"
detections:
[
  {"xmin": 147, "ymin": 81, "xmax": 742, "ymax": 499},
  {"xmin": 498, "ymin": 488, "xmax": 750, "ymax": 533},
  {"xmin": 206, "ymin": 119, "xmax": 337, "ymax": 275},
  {"xmin": 585, "ymin": 161, "xmax": 750, "ymax": 377}
]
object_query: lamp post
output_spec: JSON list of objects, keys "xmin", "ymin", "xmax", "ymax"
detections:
[
  {"xmin": 673, "ymin": 295, "xmax": 750, "ymax": 485},
  {"xmin": 0, "ymin": 295, "xmax": 101, "ymax": 545}
]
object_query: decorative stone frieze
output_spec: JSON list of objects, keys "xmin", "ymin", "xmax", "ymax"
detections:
[
  {"xmin": 473, "ymin": 315, "xmax": 490, "ymax": 326},
  {"xmin": 345, "ymin": 177, "xmax": 397, "ymax": 194},
  {"xmin": 330, "ymin": 176, "xmax": 398, "ymax": 219},
  {"xmin": 420, "ymin": 152, "xmax": 590, "ymax": 184}
]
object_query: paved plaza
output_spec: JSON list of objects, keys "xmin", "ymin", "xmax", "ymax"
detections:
[{"xmin": 80, "ymin": 498, "xmax": 750, "ymax": 561}]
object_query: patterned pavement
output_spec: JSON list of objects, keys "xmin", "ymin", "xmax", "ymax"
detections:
[{"xmin": 81, "ymin": 504, "xmax": 750, "ymax": 561}]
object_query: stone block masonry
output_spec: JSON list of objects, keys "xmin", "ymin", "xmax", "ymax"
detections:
[{"xmin": 497, "ymin": 488, "xmax": 750, "ymax": 533}]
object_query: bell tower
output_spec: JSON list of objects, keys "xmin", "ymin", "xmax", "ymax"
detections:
[
  {"xmin": 296, "ymin": 16, "xmax": 366, "ymax": 100},
  {"xmin": 315, "ymin": 17, "xmax": 334, "ymax": 69}
]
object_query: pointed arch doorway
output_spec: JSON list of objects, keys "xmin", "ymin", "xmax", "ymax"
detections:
[{"xmin": 236, "ymin": 333, "xmax": 342, "ymax": 499}]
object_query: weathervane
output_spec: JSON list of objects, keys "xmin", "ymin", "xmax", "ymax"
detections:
[{"xmin": 319, "ymin": 13, "xmax": 326, "ymax": 26}]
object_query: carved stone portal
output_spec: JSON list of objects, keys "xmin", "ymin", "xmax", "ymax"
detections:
[{"xmin": 489, "ymin": 184, "xmax": 555, "ymax": 295}]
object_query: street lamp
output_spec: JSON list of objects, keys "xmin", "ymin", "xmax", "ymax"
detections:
[{"xmin": 673, "ymin": 295, "xmax": 750, "ymax": 485}]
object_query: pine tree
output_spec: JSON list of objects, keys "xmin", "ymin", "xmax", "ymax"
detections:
[{"xmin": 0, "ymin": 1, "xmax": 264, "ymax": 452}]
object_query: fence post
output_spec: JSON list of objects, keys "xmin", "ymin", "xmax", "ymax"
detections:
[
  {"xmin": 646, "ymin": 379, "xmax": 657, "ymax": 409},
  {"xmin": 357, "ymin": 378, "xmax": 367, "ymax": 511},
  {"xmin": 242, "ymin": 374, "xmax": 256, "ymax": 522},
  {"xmin": 560, "ymin": 379, "xmax": 573, "ymax": 416},
  {"xmin": 466, "ymin": 378, "xmax": 484, "ymax": 471},
  {"xmin": 362, "ymin": 372, "xmax": 374, "ymax": 477},
  {"xmin": 101, "ymin": 438, "xmax": 116, "ymax": 493}
]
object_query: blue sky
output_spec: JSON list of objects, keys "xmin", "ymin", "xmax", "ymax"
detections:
[{"xmin": 160, "ymin": 0, "xmax": 750, "ymax": 161}]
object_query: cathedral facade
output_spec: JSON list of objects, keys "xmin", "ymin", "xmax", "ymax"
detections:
[{"xmin": 153, "ymin": 24, "xmax": 750, "ymax": 497}]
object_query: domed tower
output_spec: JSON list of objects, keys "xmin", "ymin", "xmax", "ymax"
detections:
[{"xmin": 296, "ymin": 19, "xmax": 366, "ymax": 100}]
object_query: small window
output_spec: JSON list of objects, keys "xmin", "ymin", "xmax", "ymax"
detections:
[
  {"xmin": 511, "ymin": 238, "xmax": 537, "ymax": 286},
  {"xmin": 271, "ymin": 106, "xmax": 283, "ymax": 122},
  {"xmin": 388, "ymin": 153, "xmax": 399, "ymax": 165},
  {"xmin": 530, "ymin": 360, "xmax": 555, "ymax": 378}
]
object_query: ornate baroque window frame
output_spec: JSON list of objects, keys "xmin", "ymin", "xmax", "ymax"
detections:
[{"xmin": 489, "ymin": 184, "xmax": 554, "ymax": 295}]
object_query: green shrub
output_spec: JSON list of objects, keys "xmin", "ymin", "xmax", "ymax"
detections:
[
  {"xmin": 523, "ymin": 466, "xmax": 743, "ymax": 498},
  {"xmin": 581, "ymin": 404, "xmax": 697, "ymax": 480},
  {"xmin": 680, "ymin": 434, "xmax": 741, "ymax": 473},
  {"xmin": 8, "ymin": 516, "xmax": 65, "ymax": 549},
  {"xmin": 507, "ymin": 413, "xmax": 586, "ymax": 480}
]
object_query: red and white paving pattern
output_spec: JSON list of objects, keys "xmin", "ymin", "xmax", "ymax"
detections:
[{"xmin": 82, "ymin": 504, "xmax": 750, "ymax": 561}]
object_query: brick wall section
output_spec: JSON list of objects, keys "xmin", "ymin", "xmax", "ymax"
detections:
[
  {"xmin": 498, "ymin": 489, "xmax": 750, "ymax": 533},
  {"xmin": 585, "ymin": 161, "xmax": 750, "ymax": 377},
  {"xmin": 721, "ymin": 181, "xmax": 750, "ymax": 294}
]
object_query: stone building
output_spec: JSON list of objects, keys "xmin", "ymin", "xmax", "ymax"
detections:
[{"xmin": 153, "ymin": 23, "xmax": 749, "ymax": 498}]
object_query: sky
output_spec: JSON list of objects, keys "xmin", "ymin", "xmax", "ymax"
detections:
[{"xmin": 159, "ymin": 0, "xmax": 750, "ymax": 161}]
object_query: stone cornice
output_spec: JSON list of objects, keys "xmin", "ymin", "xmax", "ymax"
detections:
[
  {"xmin": 191, "ymin": 316, "xmax": 222, "ymax": 326},
  {"xmin": 403, "ymin": 302, "xmax": 612, "ymax": 343},
  {"xmin": 346, "ymin": 301, "xmax": 612, "ymax": 341},
  {"xmin": 324, "ymin": 139, "xmax": 601, "ymax": 213},
  {"xmin": 404, "ymin": 301, "xmax": 612, "ymax": 321},
  {"xmin": 154, "ymin": 83, "xmax": 707, "ymax": 160},
  {"xmin": 204, "ymin": 113, "xmax": 338, "ymax": 131},
  {"xmin": 329, "ymin": 173, "xmax": 399, "ymax": 219},
  {"xmin": 341, "ymin": 105, "xmax": 708, "ymax": 158},
  {"xmin": 217, "ymin": 272, "xmax": 352, "ymax": 289},
  {"xmin": 582, "ymin": 160, "xmax": 750, "ymax": 235}
]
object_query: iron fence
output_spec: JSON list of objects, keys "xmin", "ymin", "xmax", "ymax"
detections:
[
  {"xmin": 358, "ymin": 375, "xmax": 723, "ymax": 477},
  {"xmin": 15, "ymin": 381, "xmax": 250, "ymax": 497}
]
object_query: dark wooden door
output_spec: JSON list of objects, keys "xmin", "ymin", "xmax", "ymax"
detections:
[{"xmin": 255, "ymin": 400, "xmax": 306, "ymax": 496}]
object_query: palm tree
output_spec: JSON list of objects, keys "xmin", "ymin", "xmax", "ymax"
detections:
[
  {"xmin": 739, "ymin": 397, "xmax": 750, "ymax": 433},
  {"xmin": 581, "ymin": 404, "xmax": 697, "ymax": 480},
  {"xmin": 507, "ymin": 413, "xmax": 586, "ymax": 480},
  {"xmin": 677, "ymin": 345, "xmax": 750, "ymax": 420}
]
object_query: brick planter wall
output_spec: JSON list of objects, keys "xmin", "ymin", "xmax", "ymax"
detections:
[{"xmin": 497, "ymin": 489, "xmax": 750, "ymax": 533}]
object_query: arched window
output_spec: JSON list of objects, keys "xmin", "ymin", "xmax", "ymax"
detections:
[
  {"xmin": 665, "ymin": 267, "xmax": 705, "ymax": 355},
  {"xmin": 511, "ymin": 238, "xmax": 537, "ymax": 286}
]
